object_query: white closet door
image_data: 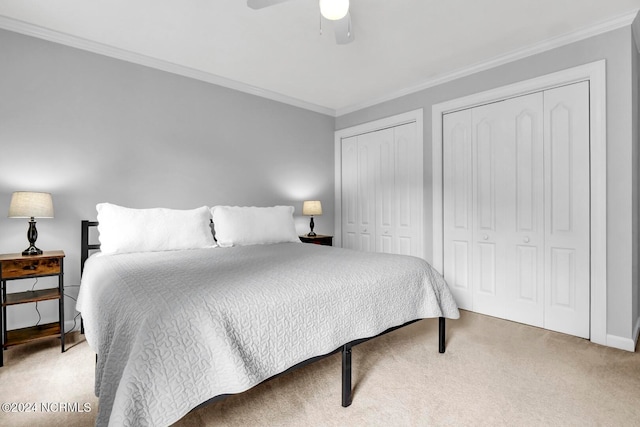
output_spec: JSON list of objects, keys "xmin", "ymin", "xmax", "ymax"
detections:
[
  {"xmin": 443, "ymin": 109, "xmax": 473, "ymax": 309},
  {"xmin": 471, "ymin": 100, "xmax": 510, "ymax": 318},
  {"xmin": 357, "ymin": 133, "xmax": 377, "ymax": 252},
  {"xmin": 442, "ymin": 83, "xmax": 589, "ymax": 338},
  {"xmin": 501, "ymin": 93, "xmax": 545, "ymax": 327},
  {"xmin": 394, "ymin": 122, "xmax": 421, "ymax": 256},
  {"xmin": 341, "ymin": 136, "xmax": 359, "ymax": 250},
  {"xmin": 340, "ymin": 121, "xmax": 422, "ymax": 258},
  {"xmin": 543, "ymin": 81, "xmax": 590, "ymax": 338},
  {"xmin": 374, "ymin": 128, "xmax": 396, "ymax": 254},
  {"xmin": 450, "ymin": 94, "xmax": 545, "ymax": 323}
]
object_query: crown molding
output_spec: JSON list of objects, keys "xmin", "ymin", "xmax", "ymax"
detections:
[
  {"xmin": 632, "ymin": 10, "xmax": 640, "ymax": 52},
  {"xmin": 1, "ymin": 9, "xmax": 638, "ymax": 119},
  {"xmin": 335, "ymin": 8, "xmax": 640, "ymax": 116},
  {"xmin": 0, "ymin": 15, "xmax": 336, "ymax": 117}
]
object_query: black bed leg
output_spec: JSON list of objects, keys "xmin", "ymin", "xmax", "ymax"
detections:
[
  {"xmin": 80, "ymin": 317, "xmax": 84, "ymax": 335},
  {"xmin": 341, "ymin": 344, "xmax": 352, "ymax": 407},
  {"xmin": 439, "ymin": 317, "xmax": 446, "ymax": 354}
]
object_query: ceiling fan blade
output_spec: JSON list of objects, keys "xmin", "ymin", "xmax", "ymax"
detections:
[
  {"xmin": 333, "ymin": 12, "xmax": 354, "ymax": 45},
  {"xmin": 247, "ymin": 0, "xmax": 293, "ymax": 10}
]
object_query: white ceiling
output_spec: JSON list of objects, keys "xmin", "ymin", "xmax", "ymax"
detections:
[{"xmin": 0, "ymin": 0, "xmax": 639, "ymax": 116}]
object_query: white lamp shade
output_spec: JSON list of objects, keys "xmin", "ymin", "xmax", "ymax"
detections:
[
  {"xmin": 302, "ymin": 200, "xmax": 322, "ymax": 216},
  {"xmin": 8, "ymin": 192, "xmax": 54, "ymax": 218},
  {"xmin": 319, "ymin": 0, "xmax": 349, "ymax": 20}
]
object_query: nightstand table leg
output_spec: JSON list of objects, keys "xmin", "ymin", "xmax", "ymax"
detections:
[
  {"xmin": 1, "ymin": 279, "xmax": 4, "ymax": 367},
  {"xmin": 59, "ymin": 262, "xmax": 65, "ymax": 353}
]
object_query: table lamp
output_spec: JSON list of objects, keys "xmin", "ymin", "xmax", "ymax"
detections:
[
  {"xmin": 8, "ymin": 191, "xmax": 54, "ymax": 256},
  {"xmin": 302, "ymin": 200, "xmax": 322, "ymax": 237}
]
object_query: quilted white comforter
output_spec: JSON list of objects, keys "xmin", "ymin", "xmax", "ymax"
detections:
[{"xmin": 77, "ymin": 243, "xmax": 459, "ymax": 426}]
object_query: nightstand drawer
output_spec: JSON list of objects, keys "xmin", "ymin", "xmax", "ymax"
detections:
[{"xmin": 1, "ymin": 257, "xmax": 61, "ymax": 279}]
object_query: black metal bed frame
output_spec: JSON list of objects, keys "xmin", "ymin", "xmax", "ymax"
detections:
[{"xmin": 79, "ymin": 220, "xmax": 447, "ymax": 409}]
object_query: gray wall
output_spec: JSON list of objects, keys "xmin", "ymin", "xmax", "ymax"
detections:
[
  {"xmin": 337, "ymin": 27, "xmax": 638, "ymax": 341},
  {"xmin": 0, "ymin": 29, "xmax": 335, "ymax": 329}
]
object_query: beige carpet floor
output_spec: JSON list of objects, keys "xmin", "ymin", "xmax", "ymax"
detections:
[{"xmin": 1, "ymin": 310, "xmax": 639, "ymax": 426}]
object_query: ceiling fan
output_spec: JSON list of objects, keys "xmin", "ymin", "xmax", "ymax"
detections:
[{"xmin": 247, "ymin": 0, "xmax": 355, "ymax": 45}]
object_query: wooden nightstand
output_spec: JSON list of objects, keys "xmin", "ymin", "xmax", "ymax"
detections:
[
  {"xmin": 0, "ymin": 250, "xmax": 65, "ymax": 367},
  {"xmin": 299, "ymin": 235, "xmax": 333, "ymax": 246}
]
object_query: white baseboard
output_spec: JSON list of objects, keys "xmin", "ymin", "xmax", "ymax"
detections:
[{"xmin": 606, "ymin": 333, "xmax": 637, "ymax": 352}]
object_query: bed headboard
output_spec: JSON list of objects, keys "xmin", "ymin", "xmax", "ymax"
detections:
[{"xmin": 81, "ymin": 220, "xmax": 100, "ymax": 275}]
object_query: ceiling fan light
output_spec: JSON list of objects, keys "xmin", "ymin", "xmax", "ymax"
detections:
[{"xmin": 320, "ymin": 0, "xmax": 349, "ymax": 21}]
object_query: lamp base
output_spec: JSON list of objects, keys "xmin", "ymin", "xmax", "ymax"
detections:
[
  {"xmin": 22, "ymin": 245, "xmax": 43, "ymax": 256},
  {"xmin": 308, "ymin": 216, "xmax": 316, "ymax": 237},
  {"xmin": 22, "ymin": 218, "xmax": 42, "ymax": 256}
]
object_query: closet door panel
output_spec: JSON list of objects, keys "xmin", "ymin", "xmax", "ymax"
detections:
[
  {"xmin": 477, "ymin": 243, "xmax": 497, "ymax": 295},
  {"xmin": 516, "ymin": 112, "xmax": 537, "ymax": 232},
  {"xmin": 394, "ymin": 122, "xmax": 420, "ymax": 256},
  {"xmin": 475, "ymin": 119, "xmax": 496, "ymax": 233},
  {"xmin": 503, "ymin": 93, "xmax": 544, "ymax": 327},
  {"xmin": 443, "ymin": 110, "xmax": 473, "ymax": 310},
  {"xmin": 398, "ymin": 237, "xmax": 412, "ymax": 257},
  {"xmin": 471, "ymin": 103, "xmax": 507, "ymax": 317},
  {"xmin": 443, "ymin": 109, "xmax": 473, "ymax": 309},
  {"xmin": 375, "ymin": 128, "xmax": 395, "ymax": 253},
  {"xmin": 543, "ymin": 81, "xmax": 590, "ymax": 338},
  {"xmin": 441, "ymin": 83, "xmax": 589, "ymax": 338},
  {"xmin": 550, "ymin": 248, "xmax": 576, "ymax": 307},
  {"xmin": 340, "ymin": 120, "xmax": 422, "ymax": 258},
  {"xmin": 357, "ymin": 134, "xmax": 377, "ymax": 252},
  {"xmin": 450, "ymin": 240, "xmax": 471, "ymax": 306},
  {"xmin": 549, "ymin": 106, "xmax": 573, "ymax": 233},
  {"xmin": 341, "ymin": 136, "xmax": 359, "ymax": 250},
  {"xmin": 515, "ymin": 246, "xmax": 538, "ymax": 301}
]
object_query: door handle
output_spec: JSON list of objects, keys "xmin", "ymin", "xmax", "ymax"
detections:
[
  {"xmin": 483, "ymin": 234, "xmax": 489, "ymax": 240},
  {"xmin": 523, "ymin": 237, "xmax": 530, "ymax": 243}
]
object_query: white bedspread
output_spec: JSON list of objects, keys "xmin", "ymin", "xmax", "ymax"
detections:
[{"xmin": 77, "ymin": 243, "xmax": 459, "ymax": 426}]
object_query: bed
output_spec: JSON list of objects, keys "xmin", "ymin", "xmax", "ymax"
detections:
[{"xmin": 76, "ymin": 204, "xmax": 460, "ymax": 426}]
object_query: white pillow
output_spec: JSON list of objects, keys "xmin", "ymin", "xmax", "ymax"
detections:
[
  {"xmin": 211, "ymin": 205, "xmax": 300, "ymax": 247},
  {"xmin": 96, "ymin": 203, "xmax": 216, "ymax": 254}
]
